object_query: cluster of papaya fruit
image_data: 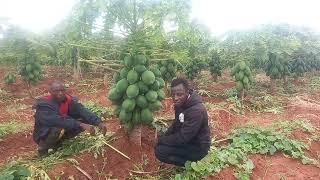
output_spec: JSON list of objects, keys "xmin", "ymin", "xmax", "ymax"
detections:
[
  {"xmin": 185, "ymin": 60, "xmax": 207, "ymax": 79},
  {"xmin": 231, "ymin": 61, "xmax": 253, "ymax": 92},
  {"xmin": 19, "ymin": 62, "xmax": 42, "ymax": 84},
  {"xmin": 4, "ymin": 72, "xmax": 16, "ymax": 84},
  {"xmin": 157, "ymin": 59, "xmax": 177, "ymax": 82},
  {"xmin": 108, "ymin": 54, "xmax": 165, "ymax": 128}
]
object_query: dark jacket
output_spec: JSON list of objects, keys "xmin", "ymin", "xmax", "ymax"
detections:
[
  {"xmin": 158, "ymin": 91, "xmax": 211, "ymax": 150},
  {"xmin": 32, "ymin": 95, "xmax": 101, "ymax": 143}
]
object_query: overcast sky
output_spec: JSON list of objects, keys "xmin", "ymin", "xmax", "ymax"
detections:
[{"xmin": 0, "ymin": 0, "xmax": 320, "ymax": 35}]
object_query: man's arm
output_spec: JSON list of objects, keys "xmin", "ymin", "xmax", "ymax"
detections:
[
  {"xmin": 163, "ymin": 119, "xmax": 178, "ymax": 136},
  {"xmin": 158, "ymin": 109, "xmax": 203, "ymax": 146},
  {"xmin": 68, "ymin": 97, "xmax": 101, "ymax": 126},
  {"xmin": 163, "ymin": 108, "xmax": 181, "ymax": 136}
]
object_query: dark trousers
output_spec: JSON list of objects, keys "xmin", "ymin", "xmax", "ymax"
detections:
[
  {"xmin": 154, "ymin": 143, "xmax": 208, "ymax": 166},
  {"xmin": 38, "ymin": 127, "xmax": 83, "ymax": 155}
]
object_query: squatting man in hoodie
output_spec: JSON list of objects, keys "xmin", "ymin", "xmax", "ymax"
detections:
[
  {"xmin": 155, "ymin": 77, "xmax": 211, "ymax": 166},
  {"xmin": 32, "ymin": 80, "xmax": 107, "ymax": 156}
]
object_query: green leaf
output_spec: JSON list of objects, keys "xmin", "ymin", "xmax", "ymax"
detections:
[
  {"xmin": 244, "ymin": 159, "xmax": 255, "ymax": 171},
  {"xmin": 184, "ymin": 161, "xmax": 192, "ymax": 170},
  {"xmin": 174, "ymin": 174, "xmax": 182, "ymax": 180},
  {"xmin": 301, "ymin": 157, "xmax": 313, "ymax": 165},
  {"xmin": 0, "ymin": 174, "xmax": 14, "ymax": 180},
  {"xmin": 269, "ymin": 145, "xmax": 277, "ymax": 155},
  {"xmin": 259, "ymin": 148, "xmax": 269, "ymax": 154},
  {"xmin": 191, "ymin": 162, "xmax": 201, "ymax": 172},
  {"xmin": 274, "ymin": 141, "xmax": 283, "ymax": 149},
  {"xmin": 257, "ymin": 134, "xmax": 266, "ymax": 140},
  {"xmin": 227, "ymin": 154, "xmax": 239, "ymax": 165},
  {"xmin": 282, "ymin": 141, "xmax": 293, "ymax": 151},
  {"xmin": 266, "ymin": 136, "xmax": 277, "ymax": 142}
]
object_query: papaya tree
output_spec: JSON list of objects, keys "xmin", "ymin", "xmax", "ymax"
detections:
[
  {"xmin": 291, "ymin": 49, "xmax": 308, "ymax": 81},
  {"xmin": 19, "ymin": 49, "xmax": 43, "ymax": 86},
  {"xmin": 208, "ymin": 51, "xmax": 222, "ymax": 82},
  {"xmin": 9, "ymin": 38, "xmax": 44, "ymax": 96},
  {"xmin": 311, "ymin": 54, "xmax": 320, "ymax": 73},
  {"xmin": 4, "ymin": 72, "xmax": 16, "ymax": 85},
  {"xmin": 104, "ymin": 0, "xmax": 189, "ymax": 145},
  {"xmin": 231, "ymin": 61, "xmax": 253, "ymax": 98},
  {"xmin": 265, "ymin": 52, "xmax": 283, "ymax": 93},
  {"xmin": 279, "ymin": 53, "xmax": 292, "ymax": 86},
  {"xmin": 156, "ymin": 59, "xmax": 177, "ymax": 91},
  {"xmin": 185, "ymin": 59, "xmax": 207, "ymax": 80}
]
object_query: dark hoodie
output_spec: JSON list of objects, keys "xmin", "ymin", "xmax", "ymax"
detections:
[
  {"xmin": 158, "ymin": 91, "xmax": 211, "ymax": 150},
  {"xmin": 32, "ymin": 95, "xmax": 101, "ymax": 143}
]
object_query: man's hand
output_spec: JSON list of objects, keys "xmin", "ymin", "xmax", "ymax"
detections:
[
  {"xmin": 79, "ymin": 123, "xmax": 95, "ymax": 136},
  {"xmin": 98, "ymin": 122, "xmax": 107, "ymax": 135}
]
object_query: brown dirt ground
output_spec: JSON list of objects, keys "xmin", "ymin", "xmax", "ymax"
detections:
[{"xmin": 0, "ymin": 65, "xmax": 319, "ymax": 179}]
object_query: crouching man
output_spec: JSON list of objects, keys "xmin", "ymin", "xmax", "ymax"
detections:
[
  {"xmin": 32, "ymin": 80, "xmax": 107, "ymax": 156},
  {"xmin": 155, "ymin": 78, "xmax": 211, "ymax": 166}
]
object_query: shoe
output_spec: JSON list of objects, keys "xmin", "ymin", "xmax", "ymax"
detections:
[{"xmin": 52, "ymin": 141, "xmax": 63, "ymax": 151}]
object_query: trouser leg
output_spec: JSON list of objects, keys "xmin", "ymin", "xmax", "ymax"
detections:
[
  {"xmin": 38, "ymin": 127, "xmax": 62, "ymax": 156},
  {"xmin": 154, "ymin": 144, "xmax": 207, "ymax": 166}
]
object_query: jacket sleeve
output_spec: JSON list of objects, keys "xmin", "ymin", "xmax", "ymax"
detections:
[
  {"xmin": 35, "ymin": 104, "xmax": 81, "ymax": 130},
  {"xmin": 159, "ymin": 109, "xmax": 203, "ymax": 146},
  {"xmin": 68, "ymin": 97, "xmax": 101, "ymax": 126},
  {"xmin": 164, "ymin": 119, "xmax": 178, "ymax": 136},
  {"xmin": 164, "ymin": 107, "xmax": 181, "ymax": 136}
]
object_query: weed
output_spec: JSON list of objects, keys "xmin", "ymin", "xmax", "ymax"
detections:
[
  {"xmin": 0, "ymin": 161, "xmax": 31, "ymax": 180},
  {"xmin": 271, "ymin": 119, "xmax": 316, "ymax": 135},
  {"xmin": 93, "ymin": 158, "xmax": 111, "ymax": 180},
  {"xmin": 244, "ymin": 94, "xmax": 283, "ymax": 114},
  {"xmin": 234, "ymin": 159, "xmax": 254, "ymax": 180},
  {"xmin": 5, "ymin": 103, "xmax": 30, "ymax": 113},
  {"xmin": 128, "ymin": 165, "xmax": 180, "ymax": 180},
  {"xmin": 76, "ymin": 79, "xmax": 103, "ymax": 94},
  {"xmin": 206, "ymin": 88, "xmax": 238, "ymax": 98},
  {"xmin": 0, "ymin": 132, "xmax": 114, "ymax": 179},
  {"xmin": 227, "ymin": 96, "xmax": 243, "ymax": 114},
  {"xmin": 173, "ymin": 120, "xmax": 318, "ymax": 180},
  {"xmin": 0, "ymin": 120, "xmax": 31, "ymax": 140},
  {"xmin": 222, "ymin": 88, "xmax": 238, "ymax": 98},
  {"xmin": 0, "ymin": 89, "xmax": 14, "ymax": 104},
  {"xmin": 197, "ymin": 89, "xmax": 214, "ymax": 97},
  {"xmin": 305, "ymin": 76, "xmax": 320, "ymax": 93},
  {"xmin": 83, "ymin": 101, "xmax": 113, "ymax": 120},
  {"xmin": 204, "ymin": 102, "xmax": 227, "ymax": 110},
  {"xmin": 279, "ymin": 83, "xmax": 299, "ymax": 95}
]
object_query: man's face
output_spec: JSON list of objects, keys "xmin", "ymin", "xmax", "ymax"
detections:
[
  {"xmin": 49, "ymin": 83, "xmax": 66, "ymax": 103},
  {"xmin": 171, "ymin": 84, "xmax": 189, "ymax": 107}
]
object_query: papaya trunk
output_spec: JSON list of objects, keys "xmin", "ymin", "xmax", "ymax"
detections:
[
  {"xmin": 129, "ymin": 125, "xmax": 142, "ymax": 146},
  {"xmin": 270, "ymin": 78, "xmax": 276, "ymax": 95},
  {"xmin": 294, "ymin": 76, "xmax": 299, "ymax": 84},
  {"xmin": 164, "ymin": 81, "xmax": 168, "ymax": 95},
  {"xmin": 72, "ymin": 47, "xmax": 81, "ymax": 81},
  {"xmin": 26, "ymin": 82, "xmax": 35, "ymax": 99},
  {"xmin": 283, "ymin": 76, "xmax": 288, "ymax": 87},
  {"xmin": 73, "ymin": 61, "xmax": 82, "ymax": 81},
  {"xmin": 213, "ymin": 74, "xmax": 218, "ymax": 82},
  {"xmin": 103, "ymin": 73, "xmax": 109, "ymax": 88},
  {"xmin": 241, "ymin": 89, "xmax": 244, "ymax": 109}
]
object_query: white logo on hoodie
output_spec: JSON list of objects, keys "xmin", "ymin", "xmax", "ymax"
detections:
[{"xmin": 179, "ymin": 113, "xmax": 184, "ymax": 123}]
